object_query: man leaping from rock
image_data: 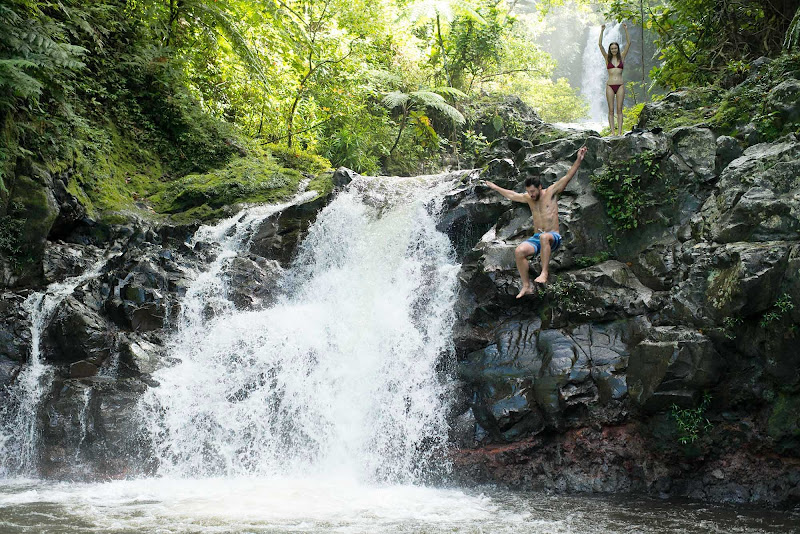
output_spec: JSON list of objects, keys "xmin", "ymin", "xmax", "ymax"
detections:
[{"xmin": 483, "ymin": 145, "xmax": 588, "ymax": 298}]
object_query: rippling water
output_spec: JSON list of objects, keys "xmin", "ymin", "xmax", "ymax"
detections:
[{"xmin": 0, "ymin": 478, "xmax": 797, "ymax": 534}]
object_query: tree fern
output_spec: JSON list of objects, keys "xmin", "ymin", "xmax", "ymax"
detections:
[
  {"xmin": 183, "ymin": 0, "xmax": 270, "ymax": 89},
  {"xmin": 382, "ymin": 91, "xmax": 411, "ymax": 109}
]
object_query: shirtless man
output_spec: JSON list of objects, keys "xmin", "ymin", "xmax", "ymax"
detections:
[{"xmin": 483, "ymin": 146, "xmax": 588, "ymax": 298}]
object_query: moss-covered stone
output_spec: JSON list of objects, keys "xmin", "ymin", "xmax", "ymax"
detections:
[
  {"xmin": 151, "ymin": 156, "xmax": 302, "ymax": 214},
  {"xmin": 639, "ymin": 53, "xmax": 800, "ymax": 143},
  {"xmin": 64, "ymin": 122, "xmax": 164, "ymax": 222},
  {"xmin": 768, "ymin": 393, "xmax": 800, "ymax": 454},
  {"xmin": 265, "ymin": 144, "xmax": 331, "ymax": 175},
  {"xmin": 706, "ymin": 263, "xmax": 743, "ymax": 313},
  {"xmin": 3, "ymin": 174, "xmax": 58, "ymax": 284}
]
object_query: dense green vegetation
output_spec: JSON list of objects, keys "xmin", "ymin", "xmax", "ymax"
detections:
[
  {"xmin": 0, "ymin": 0, "xmax": 798, "ymax": 233},
  {"xmin": 0, "ymin": 0, "xmax": 593, "ymax": 229}
]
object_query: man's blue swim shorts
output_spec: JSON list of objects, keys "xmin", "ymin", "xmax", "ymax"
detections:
[{"xmin": 524, "ymin": 232, "xmax": 562, "ymax": 255}]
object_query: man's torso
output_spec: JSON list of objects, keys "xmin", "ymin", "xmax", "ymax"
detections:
[{"xmin": 527, "ymin": 187, "xmax": 560, "ymax": 234}]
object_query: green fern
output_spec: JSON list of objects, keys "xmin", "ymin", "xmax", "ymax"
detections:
[
  {"xmin": 785, "ymin": 7, "xmax": 800, "ymax": 51},
  {"xmin": 382, "ymin": 86, "xmax": 465, "ymax": 155}
]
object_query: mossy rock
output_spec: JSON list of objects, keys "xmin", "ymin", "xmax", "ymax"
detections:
[
  {"xmin": 768, "ymin": 393, "xmax": 800, "ymax": 454},
  {"xmin": 638, "ymin": 53, "xmax": 800, "ymax": 143},
  {"xmin": 149, "ymin": 153, "xmax": 333, "ymax": 223},
  {"xmin": 152, "ymin": 156, "xmax": 301, "ymax": 213},
  {"xmin": 64, "ymin": 122, "xmax": 164, "ymax": 222},
  {"xmin": 265, "ymin": 144, "xmax": 331, "ymax": 175},
  {"xmin": 2, "ymin": 174, "xmax": 59, "ymax": 284}
]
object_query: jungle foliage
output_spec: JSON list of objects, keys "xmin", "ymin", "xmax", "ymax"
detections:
[
  {"xmin": 1, "ymin": 0, "xmax": 799, "ymax": 224},
  {"xmin": 602, "ymin": 0, "xmax": 799, "ymax": 89},
  {"xmin": 0, "ymin": 0, "xmax": 590, "ymax": 195}
]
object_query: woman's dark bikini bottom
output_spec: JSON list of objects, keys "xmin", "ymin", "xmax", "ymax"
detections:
[{"xmin": 609, "ymin": 84, "xmax": 623, "ymax": 95}]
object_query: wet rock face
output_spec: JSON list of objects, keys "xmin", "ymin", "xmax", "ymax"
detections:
[
  {"xmin": 3, "ymin": 189, "xmax": 322, "ymax": 479},
  {"xmin": 43, "ymin": 296, "xmax": 113, "ymax": 366},
  {"xmin": 39, "ymin": 377, "xmax": 153, "ymax": 479},
  {"xmin": 249, "ymin": 195, "xmax": 328, "ymax": 265},
  {"xmin": 222, "ymin": 255, "xmax": 284, "ymax": 310},
  {"xmin": 446, "ymin": 128, "xmax": 800, "ymax": 504}
]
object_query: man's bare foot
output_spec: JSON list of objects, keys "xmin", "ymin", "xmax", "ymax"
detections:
[
  {"xmin": 516, "ymin": 285, "xmax": 535, "ymax": 299},
  {"xmin": 533, "ymin": 272, "xmax": 549, "ymax": 284}
]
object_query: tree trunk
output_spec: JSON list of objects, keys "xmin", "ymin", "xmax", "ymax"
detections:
[{"xmin": 389, "ymin": 108, "xmax": 410, "ymax": 156}]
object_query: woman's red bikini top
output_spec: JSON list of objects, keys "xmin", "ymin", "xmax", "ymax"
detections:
[{"xmin": 607, "ymin": 58, "xmax": 624, "ymax": 69}]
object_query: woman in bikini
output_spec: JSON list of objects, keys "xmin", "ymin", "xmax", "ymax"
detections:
[{"xmin": 599, "ymin": 23, "xmax": 630, "ymax": 136}]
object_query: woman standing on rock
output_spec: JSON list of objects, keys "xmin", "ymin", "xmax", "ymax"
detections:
[{"xmin": 599, "ymin": 23, "xmax": 630, "ymax": 136}]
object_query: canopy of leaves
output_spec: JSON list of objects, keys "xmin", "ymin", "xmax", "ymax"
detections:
[
  {"xmin": 1, "ymin": 0, "xmax": 592, "ymax": 205},
  {"xmin": 602, "ymin": 0, "xmax": 798, "ymax": 89}
]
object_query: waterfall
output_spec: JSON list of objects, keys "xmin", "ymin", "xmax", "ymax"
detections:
[
  {"xmin": 581, "ymin": 22, "xmax": 624, "ymax": 124},
  {"xmin": 0, "ymin": 256, "xmax": 112, "ymax": 476},
  {"xmin": 140, "ymin": 174, "xmax": 461, "ymax": 482}
]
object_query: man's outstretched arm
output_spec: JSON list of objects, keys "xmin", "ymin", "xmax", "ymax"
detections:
[
  {"xmin": 551, "ymin": 146, "xmax": 588, "ymax": 196},
  {"xmin": 482, "ymin": 180, "xmax": 529, "ymax": 203}
]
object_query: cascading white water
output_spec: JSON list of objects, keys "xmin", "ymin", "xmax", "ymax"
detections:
[
  {"xmin": 0, "ymin": 257, "xmax": 112, "ymax": 476},
  {"xmin": 581, "ymin": 22, "xmax": 624, "ymax": 125},
  {"xmin": 140, "ymin": 174, "xmax": 461, "ymax": 482}
]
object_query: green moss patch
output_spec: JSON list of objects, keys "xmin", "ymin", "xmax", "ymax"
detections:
[
  {"xmin": 265, "ymin": 144, "xmax": 331, "ymax": 175},
  {"xmin": 54, "ymin": 120, "xmax": 335, "ymax": 224},
  {"xmin": 768, "ymin": 393, "xmax": 800, "ymax": 453},
  {"xmin": 148, "ymin": 149, "xmax": 333, "ymax": 222},
  {"xmin": 64, "ymin": 122, "xmax": 164, "ymax": 222}
]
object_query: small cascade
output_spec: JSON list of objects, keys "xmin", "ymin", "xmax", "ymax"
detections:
[
  {"xmin": 179, "ymin": 189, "xmax": 318, "ymax": 328},
  {"xmin": 140, "ymin": 174, "xmax": 461, "ymax": 483},
  {"xmin": 0, "ymin": 257, "xmax": 113, "ymax": 476},
  {"xmin": 581, "ymin": 22, "xmax": 624, "ymax": 125},
  {"xmin": 74, "ymin": 387, "xmax": 92, "ymax": 463}
]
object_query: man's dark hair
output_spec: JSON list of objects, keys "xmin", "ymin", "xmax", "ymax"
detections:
[{"xmin": 524, "ymin": 176, "xmax": 541, "ymax": 188}]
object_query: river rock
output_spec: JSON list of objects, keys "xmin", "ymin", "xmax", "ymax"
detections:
[
  {"xmin": 39, "ymin": 377, "xmax": 151, "ymax": 479},
  {"xmin": 459, "ymin": 317, "xmax": 648, "ymax": 442},
  {"xmin": 332, "ymin": 167, "xmax": 358, "ymax": 189},
  {"xmin": 249, "ymin": 196, "xmax": 327, "ymax": 265},
  {"xmin": 42, "ymin": 242, "xmax": 105, "ymax": 284},
  {"xmin": 222, "ymin": 255, "xmax": 284, "ymax": 310}
]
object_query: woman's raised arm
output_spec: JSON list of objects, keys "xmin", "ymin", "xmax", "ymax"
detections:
[
  {"xmin": 598, "ymin": 24, "xmax": 607, "ymax": 59},
  {"xmin": 622, "ymin": 23, "xmax": 631, "ymax": 58}
]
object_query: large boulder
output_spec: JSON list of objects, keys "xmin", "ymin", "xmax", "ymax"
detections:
[
  {"xmin": 39, "ymin": 377, "xmax": 152, "ymax": 479},
  {"xmin": 221, "ymin": 255, "xmax": 284, "ymax": 310},
  {"xmin": 249, "ymin": 196, "xmax": 328, "ymax": 265},
  {"xmin": 459, "ymin": 318, "xmax": 649, "ymax": 443},
  {"xmin": 668, "ymin": 241, "xmax": 793, "ymax": 326},
  {"xmin": 700, "ymin": 135, "xmax": 800, "ymax": 243},
  {"xmin": 669, "ymin": 127, "xmax": 717, "ymax": 182},
  {"xmin": 43, "ymin": 296, "xmax": 113, "ymax": 366},
  {"xmin": 627, "ymin": 327, "xmax": 721, "ymax": 411}
]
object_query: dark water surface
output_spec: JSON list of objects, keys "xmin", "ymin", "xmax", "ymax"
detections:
[{"xmin": 0, "ymin": 478, "xmax": 798, "ymax": 533}]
